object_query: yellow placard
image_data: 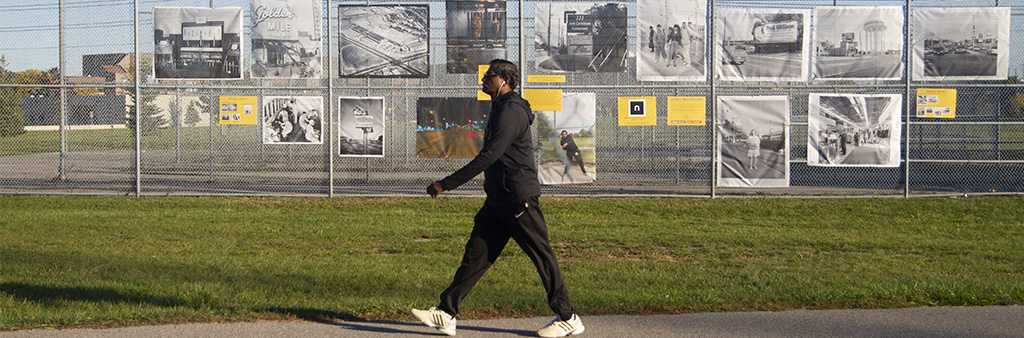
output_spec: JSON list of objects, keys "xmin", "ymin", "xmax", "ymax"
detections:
[
  {"xmin": 218, "ymin": 96, "xmax": 258, "ymax": 125},
  {"xmin": 618, "ymin": 97, "xmax": 656, "ymax": 126},
  {"xmin": 523, "ymin": 89, "xmax": 563, "ymax": 111},
  {"xmin": 478, "ymin": 64, "xmax": 490, "ymax": 84},
  {"xmin": 527, "ymin": 75, "xmax": 567, "ymax": 83},
  {"xmin": 477, "ymin": 90, "xmax": 491, "ymax": 101},
  {"xmin": 916, "ymin": 88, "xmax": 956, "ymax": 119},
  {"xmin": 667, "ymin": 96, "xmax": 706, "ymax": 126}
]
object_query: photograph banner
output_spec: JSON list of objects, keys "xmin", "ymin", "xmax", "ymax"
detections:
[
  {"xmin": 808, "ymin": 94, "xmax": 902, "ymax": 167},
  {"xmin": 261, "ymin": 96, "xmax": 324, "ymax": 144},
  {"xmin": 537, "ymin": 93, "xmax": 597, "ymax": 185},
  {"xmin": 446, "ymin": 1, "xmax": 506, "ymax": 74},
  {"xmin": 812, "ymin": 6, "xmax": 903, "ymax": 81},
  {"xmin": 250, "ymin": 0, "xmax": 322, "ymax": 78},
  {"xmin": 637, "ymin": 0, "xmax": 706, "ymax": 81},
  {"xmin": 715, "ymin": 8, "xmax": 809, "ymax": 82},
  {"xmin": 339, "ymin": 97, "xmax": 385, "ymax": 157},
  {"xmin": 339, "ymin": 5, "xmax": 429, "ymax": 78},
  {"xmin": 416, "ymin": 97, "xmax": 490, "ymax": 158},
  {"xmin": 535, "ymin": 3, "xmax": 628, "ymax": 73},
  {"xmin": 218, "ymin": 96, "xmax": 257, "ymax": 125},
  {"xmin": 913, "ymin": 7, "xmax": 1009, "ymax": 81},
  {"xmin": 154, "ymin": 7, "xmax": 243, "ymax": 80},
  {"xmin": 717, "ymin": 96, "xmax": 789, "ymax": 187}
]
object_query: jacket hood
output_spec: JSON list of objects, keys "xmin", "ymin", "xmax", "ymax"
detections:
[{"xmin": 496, "ymin": 91, "xmax": 534, "ymax": 125}]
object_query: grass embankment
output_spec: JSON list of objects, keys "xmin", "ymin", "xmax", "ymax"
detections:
[{"xmin": 1, "ymin": 196, "xmax": 1023, "ymax": 330}]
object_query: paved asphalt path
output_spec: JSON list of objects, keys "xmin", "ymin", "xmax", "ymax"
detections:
[{"xmin": 6, "ymin": 306, "xmax": 1023, "ymax": 338}]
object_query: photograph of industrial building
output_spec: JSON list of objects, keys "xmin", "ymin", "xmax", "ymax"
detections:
[
  {"xmin": 338, "ymin": 97, "xmax": 385, "ymax": 157},
  {"xmin": 339, "ymin": 5, "xmax": 429, "ymax": 78},
  {"xmin": 717, "ymin": 96, "xmax": 790, "ymax": 188},
  {"xmin": 534, "ymin": 2, "xmax": 628, "ymax": 73},
  {"xmin": 715, "ymin": 8, "xmax": 809, "ymax": 82},
  {"xmin": 153, "ymin": 7, "xmax": 243, "ymax": 79},
  {"xmin": 812, "ymin": 6, "xmax": 903, "ymax": 81},
  {"xmin": 446, "ymin": 1, "xmax": 506, "ymax": 74},
  {"xmin": 913, "ymin": 7, "xmax": 1009, "ymax": 81},
  {"xmin": 808, "ymin": 94, "xmax": 902, "ymax": 167},
  {"xmin": 637, "ymin": 0, "xmax": 706, "ymax": 81},
  {"xmin": 250, "ymin": 0, "xmax": 323, "ymax": 78}
]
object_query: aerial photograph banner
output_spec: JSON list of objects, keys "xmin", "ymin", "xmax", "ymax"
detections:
[
  {"xmin": 250, "ymin": 0, "xmax": 322, "ymax": 78},
  {"xmin": 446, "ymin": 1, "xmax": 506, "ymax": 74},
  {"xmin": 637, "ymin": 0, "xmax": 706, "ymax": 81},
  {"xmin": 261, "ymin": 96, "xmax": 324, "ymax": 144},
  {"xmin": 913, "ymin": 7, "xmax": 1009, "ymax": 81},
  {"xmin": 339, "ymin": 5, "xmax": 429, "ymax": 78},
  {"xmin": 715, "ymin": 8, "xmax": 809, "ymax": 82},
  {"xmin": 153, "ymin": 7, "xmax": 243, "ymax": 79},
  {"xmin": 416, "ymin": 97, "xmax": 490, "ymax": 158},
  {"xmin": 534, "ymin": 3, "xmax": 628, "ymax": 73},
  {"xmin": 717, "ymin": 96, "xmax": 790, "ymax": 188},
  {"xmin": 536, "ymin": 93, "xmax": 596, "ymax": 185},
  {"xmin": 339, "ymin": 97, "xmax": 385, "ymax": 157},
  {"xmin": 812, "ymin": 6, "xmax": 903, "ymax": 81},
  {"xmin": 808, "ymin": 94, "xmax": 902, "ymax": 167}
]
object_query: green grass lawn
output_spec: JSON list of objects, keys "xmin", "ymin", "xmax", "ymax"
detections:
[{"xmin": 2, "ymin": 196, "xmax": 1023, "ymax": 331}]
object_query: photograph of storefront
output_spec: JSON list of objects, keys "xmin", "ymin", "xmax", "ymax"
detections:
[
  {"xmin": 339, "ymin": 5, "xmax": 429, "ymax": 78},
  {"xmin": 535, "ymin": 3, "xmax": 628, "ymax": 73},
  {"xmin": 250, "ymin": 0, "xmax": 322, "ymax": 78},
  {"xmin": 153, "ymin": 7, "xmax": 243, "ymax": 79}
]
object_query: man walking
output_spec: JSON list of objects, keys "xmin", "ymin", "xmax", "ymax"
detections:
[{"xmin": 412, "ymin": 59, "xmax": 584, "ymax": 338}]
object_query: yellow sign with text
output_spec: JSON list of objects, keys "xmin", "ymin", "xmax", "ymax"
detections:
[
  {"xmin": 618, "ymin": 97, "xmax": 656, "ymax": 126},
  {"xmin": 527, "ymin": 75, "xmax": 567, "ymax": 83},
  {"xmin": 667, "ymin": 96, "xmax": 706, "ymax": 126},
  {"xmin": 916, "ymin": 88, "xmax": 956, "ymax": 119},
  {"xmin": 524, "ymin": 89, "xmax": 563, "ymax": 111},
  {"xmin": 218, "ymin": 96, "xmax": 258, "ymax": 125}
]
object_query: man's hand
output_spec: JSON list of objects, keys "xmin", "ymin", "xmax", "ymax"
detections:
[{"xmin": 427, "ymin": 181, "xmax": 444, "ymax": 198}]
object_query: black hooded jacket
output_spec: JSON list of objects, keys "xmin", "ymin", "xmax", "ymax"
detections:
[{"xmin": 438, "ymin": 91, "xmax": 541, "ymax": 206}]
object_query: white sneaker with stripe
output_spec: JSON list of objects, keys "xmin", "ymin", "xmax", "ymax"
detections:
[
  {"xmin": 411, "ymin": 307, "xmax": 457, "ymax": 336},
  {"xmin": 537, "ymin": 313, "xmax": 585, "ymax": 337}
]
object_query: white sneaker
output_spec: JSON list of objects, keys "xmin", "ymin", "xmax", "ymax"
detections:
[
  {"xmin": 411, "ymin": 307, "xmax": 456, "ymax": 336},
  {"xmin": 537, "ymin": 314, "xmax": 585, "ymax": 337}
]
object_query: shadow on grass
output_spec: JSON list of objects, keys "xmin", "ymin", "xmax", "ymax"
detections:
[{"xmin": 0, "ymin": 282, "xmax": 363, "ymax": 323}]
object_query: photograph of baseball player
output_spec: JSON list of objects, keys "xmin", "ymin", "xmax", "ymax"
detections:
[{"xmin": 536, "ymin": 93, "xmax": 596, "ymax": 185}]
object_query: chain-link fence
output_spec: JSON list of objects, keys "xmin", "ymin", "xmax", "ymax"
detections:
[{"xmin": 2, "ymin": 0, "xmax": 1024, "ymax": 197}]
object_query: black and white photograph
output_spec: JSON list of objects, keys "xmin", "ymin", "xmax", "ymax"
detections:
[
  {"xmin": 535, "ymin": 2, "xmax": 628, "ymax": 73},
  {"xmin": 812, "ymin": 6, "xmax": 903, "ymax": 81},
  {"xmin": 339, "ymin": 5, "xmax": 429, "ymax": 78},
  {"xmin": 715, "ymin": 8, "xmax": 809, "ymax": 82},
  {"xmin": 153, "ymin": 7, "xmax": 243, "ymax": 79},
  {"xmin": 416, "ymin": 97, "xmax": 490, "ymax": 158},
  {"xmin": 808, "ymin": 94, "xmax": 902, "ymax": 167},
  {"xmin": 536, "ymin": 93, "xmax": 596, "ymax": 185},
  {"xmin": 250, "ymin": 0, "xmax": 322, "ymax": 78},
  {"xmin": 446, "ymin": 1, "xmax": 506, "ymax": 74},
  {"xmin": 637, "ymin": 0, "xmax": 706, "ymax": 81},
  {"xmin": 338, "ymin": 97, "xmax": 385, "ymax": 157},
  {"xmin": 717, "ymin": 96, "xmax": 789, "ymax": 188},
  {"xmin": 261, "ymin": 96, "xmax": 324, "ymax": 144},
  {"xmin": 913, "ymin": 7, "xmax": 1009, "ymax": 81}
]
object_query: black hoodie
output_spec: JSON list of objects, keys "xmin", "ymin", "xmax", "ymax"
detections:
[{"xmin": 438, "ymin": 91, "xmax": 541, "ymax": 206}]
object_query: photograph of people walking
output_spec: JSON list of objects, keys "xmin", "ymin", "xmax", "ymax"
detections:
[
  {"xmin": 412, "ymin": 59, "xmax": 584, "ymax": 338},
  {"xmin": 808, "ymin": 94, "xmax": 902, "ymax": 167},
  {"xmin": 637, "ymin": 0, "xmax": 706, "ymax": 81},
  {"xmin": 717, "ymin": 96, "xmax": 790, "ymax": 187}
]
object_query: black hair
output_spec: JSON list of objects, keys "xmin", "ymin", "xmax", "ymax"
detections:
[{"xmin": 488, "ymin": 59, "xmax": 519, "ymax": 90}]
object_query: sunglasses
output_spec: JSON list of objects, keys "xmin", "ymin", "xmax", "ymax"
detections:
[{"xmin": 482, "ymin": 72, "xmax": 500, "ymax": 78}]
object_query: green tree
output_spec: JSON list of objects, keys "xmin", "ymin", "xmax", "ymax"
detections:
[
  {"xmin": 0, "ymin": 55, "xmax": 27, "ymax": 137},
  {"xmin": 184, "ymin": 100, "xmax": 202, "ymax": 127},
  {"xmin": 124, "ymin": 55, "xmax": 167, "ymax": 136}
]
